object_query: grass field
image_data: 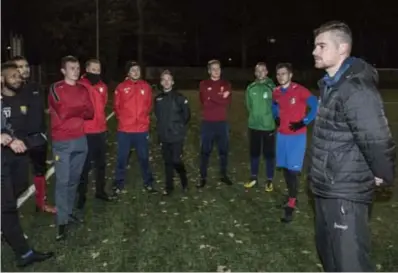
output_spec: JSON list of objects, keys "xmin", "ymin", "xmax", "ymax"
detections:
[{"xmin": 2, "ymin": 89, "xmax": 398, "ymax": 272}]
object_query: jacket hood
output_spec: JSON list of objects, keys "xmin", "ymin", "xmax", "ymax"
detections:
[{"xmin": 345, "ymin": 58, "xmax": 379, "ymax": 86}]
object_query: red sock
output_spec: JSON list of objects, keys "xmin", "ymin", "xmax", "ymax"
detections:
[
  {"xmin": 34, "ymin": 176, "xmax": 46, "ymax": 208},
  {"xmin": 288, "ymin": 197, "xmax": 296, "ymax": 208}
]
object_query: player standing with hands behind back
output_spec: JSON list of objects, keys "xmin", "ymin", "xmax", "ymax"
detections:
[
  {"xmin": 198, "ymin": 60, "xmax": 232, "ymax": 188},
  {"xmin": 309, "ymin": 21, "xmax": 395, "ymax": 272}
]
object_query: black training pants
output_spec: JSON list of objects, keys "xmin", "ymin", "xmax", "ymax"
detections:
[
  {"xmin": 77, "ymin": 132, "xmax": 107, "ymax": 208},
  {"xmin": 1, "ymin": 149, "xmax": 30, "ymax": 256},
  {"xmin": 29, "ymin": 143, "xmax": 47, "ymax": 176},
  {"xmin": 314, "ymin": 197, "xmax": 374, "ymax": 272},
  {"xmin": 161, "ymin": 141, "xmax": 187, "ymax": 191}
]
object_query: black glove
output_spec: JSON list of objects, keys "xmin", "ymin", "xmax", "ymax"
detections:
[
  {"xmin": 275, "ymin": 117, "xmax": 280, "ymax": 127},
  {"xmin": 25, "ymin": 133, "xmax": 47, "ymax": 149},
  {"xmin": 289, "ymin": 120, "xmax": 306, "ymax": 131}
]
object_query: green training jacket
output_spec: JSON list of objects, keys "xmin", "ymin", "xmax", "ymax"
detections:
[{"xmin": 245, "ymin": 77, "xmax": 276, "ymax": 131}]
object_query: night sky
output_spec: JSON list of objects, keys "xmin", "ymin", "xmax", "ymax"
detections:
[{"xmin": 2, "ymin": 0, "xmax": 397, "ymax": 68}]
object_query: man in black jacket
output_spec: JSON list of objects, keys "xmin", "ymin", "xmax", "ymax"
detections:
[
  {"xmin": 1, "ymin": 63, "xmax": 54, "ymax": 267},
  {"xmin": 154, "ymin": 70, "xmax": 191, "ymax": 195},
  {"xmin": 309, "ymin": 21, "xmax": 396, "ymax": 272},
  {"xmin": 11, "ymin": 56, "xmax": 56, "ymax": 214}
]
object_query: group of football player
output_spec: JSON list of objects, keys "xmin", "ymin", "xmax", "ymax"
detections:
[{"xmin": 1, "ymin": 20, "xmax": 395, "ymax": 272}]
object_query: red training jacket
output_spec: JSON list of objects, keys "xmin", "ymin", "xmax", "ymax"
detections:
[
  {"xmin": 49, "ymin": 80, "xmax": 94, "ymax": 141},
  {"xmin": 272, "ymin": 82, "xmax": 312, "ymax": 135},
  {"xmin": 199, "ymin": 79, "xmax": 232, "ymax": 121},
  {"xmin": 113, "ymin": 79, "xmax": 152, "ymax": 133},
  {"xmin": 79, "ymin": 76, "xmax": 108, "ymax": 134}
]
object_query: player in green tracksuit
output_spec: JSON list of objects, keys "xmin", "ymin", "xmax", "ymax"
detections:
[{"xmin": 244, "ymin": 62, "xmax": 277, "ymax": 192}]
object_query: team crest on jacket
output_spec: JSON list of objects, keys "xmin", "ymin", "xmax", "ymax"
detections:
[
  {"xmin": 20, "ymin": 105, "xmax": 27, "ymax": 115},
  {"xmin": 221, "ymin": 86, "xmax": 224, "ymax": 92},
  {"xmin": 99, "ymin": 87, "xmax": 104, "ymax": 93},
  {"xmin": 290, "ymin": 97, "xmax": 296, "ymax": 104},
  {"xmin": 141, "ymin": 89, "xmax": 145, "ymax": 95},
  {"xmin": 207, "ymin": 87, "xmax": 212, "ymax": 91}
]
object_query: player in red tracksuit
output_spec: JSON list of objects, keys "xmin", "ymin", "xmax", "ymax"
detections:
[
  {"xmin": 48, "ymin": 56, "xmax": 94, "ymax": 240},
  {"xmin": 76, "ymin": 59, "xmax": 112, "ymax": 213},
  {"xmin": 113, "ymin": 61, "xmax": 157, "ymax": 195},
  {"xmin": 198, "ymin": 59, "xmax": 233, "ymax": 188}
]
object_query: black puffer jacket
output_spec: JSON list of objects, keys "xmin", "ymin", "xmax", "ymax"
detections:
[
  {"xmin": 154, "ymin": 90, "xmax": 191, "ymax": 143},
  {"xmin": 309, "ymin": 58, "xmax": 396, "ymax": 203}
]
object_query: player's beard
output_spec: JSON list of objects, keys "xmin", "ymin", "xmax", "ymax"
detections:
[{"xmin": 4, "ymin": 82, "xmax": 22, "ymax": 92}]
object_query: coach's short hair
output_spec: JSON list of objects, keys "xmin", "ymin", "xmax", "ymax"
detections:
[
  {"xmin": 314, "ymin": 20, "xmax": 352, "ymax": 46},
  {"xmin": 61, "ymin": 55, "xmax": 79, "ymax": 68},
  {"xmin": 207, "ymin": 59, "xmax": 221, "ymax": 69},
  {"xmin": 85, "ymin": 59, "xmax": 100, "ymax": 68},
  {"xmin": 276, "ymin": 63, "xmax": 293, "ymax": 73}
]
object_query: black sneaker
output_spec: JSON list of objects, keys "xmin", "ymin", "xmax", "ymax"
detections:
[
  {"xmin": 56, "ymin": 224, "xmax": 67, "ymax": 241},
  {"xmin": 220, "ymin": 176, "xmax": 232, "ymax": 185},
  {"xmin": 281, "ymin": 206, "xmax": 295, "ymax": 223},
  {"xmin": 16, "ymin": 250, "xmax": 54, "ymax": 268},
  {"xmin": 196, "ymin": 178, "xmax": 206, "ymax": 188}
]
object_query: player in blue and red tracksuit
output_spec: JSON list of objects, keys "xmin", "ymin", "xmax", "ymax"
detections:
[
  {"xmin": 113, "ymin": 61, "xmax": 157, "ymax": 195},
  {"xmin": 76, "ymin": 59, "xmax": 112, "ymax": 213},
  {"xmin": 198, "ymin": 60, "xmax": 232, "ymax": 188},
  {"xmin": 272, "ymin": 63, "xmax": 318, "ymax": 223},
  {"xmin": 49, "ymin": 56, "xmax": 94, "ymax": 240}
]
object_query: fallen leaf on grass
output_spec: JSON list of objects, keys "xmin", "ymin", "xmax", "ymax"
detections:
[
  {"xmin": 174, "ymin": 212, "xmax": 179, "ymax": 216},
  {"xmin": 388, "ymin": 245, "xmax": 393, "ymax": 248},
  {"xmin": 49, "ymin": 224, "xmax": 55, "ymax": 228},
  {"xmin": 219, "ymin": 232, "xmax": 224, "ymax": 235},
  {"xmin": 301, "ymin": 250, "xmax": 310, "ymax": 254},
  {"xmin": 376, "ymin": 217, "xmax": 382, "ymax": 221},
  {"xmin": 229, "ymin": 199, "xmax": 235, "ymax": 202},
  {"xmin": 103, "ymin": 262, "xmax": 108, "ymax": 267},
  {"xmin": 228, "ymin": 233, "xmax": 234, "ymax": 238},
  {"xmin": 235, "ymin": 240, "xmax": 243, "ymax": 244},
  {"xmin": 140, "ymin": 213, "xmax": 147, "ymax": 217},
  {"xmin": 122, "ymin": 238, "xmax": 128, "ymax": 242},
  {"xmin": 141, "ymin": 229, "xmax": 146, "ymax": 232},
  {"xmin": 102, "ymin": 239, "xmax": 108, "ymax": 243},
  {"xmin": 159, "ymin": 201, "xmax": 166, "ymax": 205},
  {"xmin": 217, "ymin": 265, "xmax": 231, "ymax": 272},
  {"xmin": 91, "ymin": 252, "xmax": 100, "ymax": 259},
  {"xmin": 184, "ymin": 219, "xmax": 191, "ymax": 223},
  {"xmin": 316, "ymin": 263, "xmax": 323, "ymax": 269},
  {"xmin": 376, "ymin": 264, "xmax": 382, "ymax": 271},
  {"xmin": 200, "ymin": 235, "xmax": 205, "ymax": 239},
  {"xmin": 162, "ymin": 210, "xmax": 167, "ymax": 213}
]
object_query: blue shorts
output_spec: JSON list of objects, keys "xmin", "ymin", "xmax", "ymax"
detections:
[{"xmin": 276, "ymin": 132, "xmax": 306, "ymax": 172}]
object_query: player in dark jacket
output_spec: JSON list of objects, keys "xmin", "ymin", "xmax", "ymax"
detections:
[
  {"xmin": 1, "ymin": 62, "xmax": 54, "ymax": 268},
  {"xmin": 154, "ymin": 70, "xmax": 190, "ymax": 195},
  {"xmin": 11, "ymin": 56, "xmax": 56, "ymax": 214},
  {"xmin": 310, "ymin": 21, "xmax": 396, "ymax": 272}
]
